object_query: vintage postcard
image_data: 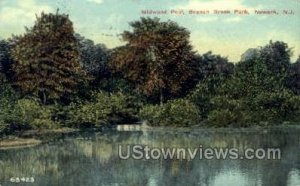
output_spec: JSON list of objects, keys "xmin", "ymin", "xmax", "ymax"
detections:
[{"xmin": 0, "ymin": 0, "xmax": 299, "ymax": 186}]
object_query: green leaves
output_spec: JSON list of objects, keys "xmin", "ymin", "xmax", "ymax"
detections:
[
  {"xmin": 66, "ymin": 91, "xmax": 142, "ymax": 127},
  {"xmin": 139, "ymin": 99, "xmax": 201, "ymax": 127},
  {"xmin": 110, "ymin": 17, "xmax": 196, "ymax": 103},
  {"xmin": 0, "ymin": 80, "xmax": 19, "ymax": 133},
  {"xmin": 188, "ymin": 41, "xmax": 299, "ymax": 127},
  {"xmin": 11, "ymin": 12, "xmax": 87, "ymax": 104},
  {"xmin": 14, "ymin": 99, "xmax": 59, "ymax": 129}
]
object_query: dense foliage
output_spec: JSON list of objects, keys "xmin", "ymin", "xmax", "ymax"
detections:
[
  {"xmin": 110, "ymin": 17, "xmax": 196, "ymax": 104},
  {"xmin": 196, "ymin": 41, "xmax": 300, "ymax": 127},
  {"xmin": 11, "ymin": 12, "xmax": 87, "ymax": 104},
  {"xmin": 0, "ymin": 13, "xmax": 299, "ymax": 133},
  {"xmin": 288, "ymin": 57, "xmax": 300, "ymax": 95},
  {"xmin": 0, "ymin": 74, "xmax": 18, "ymax": 133},
  {"xmin": 139, "ymin": 99, "xmax": 201, "ymax": 127},
  {"xmin": 66, "ymin": 91, "xmax": 142, "ymax": 128},
  {"xmin": 0, "ymin": 40, "xmax": 13, "ymax": 80}
]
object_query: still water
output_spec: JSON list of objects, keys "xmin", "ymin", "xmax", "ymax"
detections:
[{"xmin": 0, "ymin": 127, "xmax": 299, "ymax": 186}]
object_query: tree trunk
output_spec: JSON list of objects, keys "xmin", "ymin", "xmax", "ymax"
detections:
[{"xmin": 160, "ymin": 88, "xmax": 164, "ymax": 106}]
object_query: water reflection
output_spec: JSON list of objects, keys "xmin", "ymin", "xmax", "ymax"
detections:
[{"xmin": 0, "ymin": 128, "xmax": 299, "ymax": 186}]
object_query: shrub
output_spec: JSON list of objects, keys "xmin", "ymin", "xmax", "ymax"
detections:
[
  {"xmin": 0, "ymin": 78, "xmax": 19, "ymax": 133},
  {"xmin": 1, "ymin": 77, "xmax": 59, "ymax": 132},
  {"xmin": 207, "ymin": 109, "xmax": 237, "ymax": 127},
  {"xmin": 66, "ymin": 91, "xmax": 142, "ymax": 128},
  {"xmin": 286, "ymin": 95, "xmax": 300, "ymax": 121},
  {"xmin": 207, "ymin": 89, "xmax": 300, "ymax": 127},
  {"xmin": 13, "ymin": 99, "xmax": 59, "ymax": 129},
  {"xmin": 139, "ymin": 99, "xmax": 201, "ymax": 127},
  {"xmin": 207, "ymin": 96, "xmax": 251, "ymax": 127},
  {"xmin": 67, "ymin": 100, "xmax": 110, "ymax": 128},
  {"xmin": 252, "ymin": 89, "xmax": 300, "ymax": 122},
  {"xmin": 187, "ymin": 74, "xmax": 230, "ymax": 119}
]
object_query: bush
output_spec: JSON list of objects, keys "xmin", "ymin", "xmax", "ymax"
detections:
[
  {"xmin": 67, "ymin": 100, "xmax": 110, "ymax": 128},
  {"xmin": 1, "ymin": 76, "xmax": 59, "ymax": 132},
  {"xmin": 206, "ymin": 89, "xmax": 300, "ymax": 127},
  {"xmin": 207, "ymin": 109, "xmax": 237, "ymax": 127},
  {"xmin": 286, "ymin": 95, "xmax": 300, "ymax": 121},
  {"xmin": 207, "ymin": 96, "xmax": 252, "ymax": 127},
  {"xmin": 187, "ymin": 74, "xmax": 230, "ymax": 119},
  {"xmin": 13, "ymin": 99, "xmax": 59, "ymax": 129},
  {"xmin": 66, "ymin": 91, "xmax": 142, "ymax": 128},
  {"xmin": 0, "ymin": 78, "xmax": 19, "ymax": 133},
  {"xmin": 139, "ymin": 99, "xmax": 201, "ymax": 127},
  {"xmin": 252, "ymin": 89, "xmax": 300, "ymax": 122}
]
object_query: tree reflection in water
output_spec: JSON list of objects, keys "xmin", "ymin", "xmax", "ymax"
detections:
[{"xmin": 0, "ymin": 127, "xmax": 299, "ymax": 186}]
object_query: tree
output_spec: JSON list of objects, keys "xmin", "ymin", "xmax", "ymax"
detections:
[
  {"xmin": 0, "ymin": 73, "xmax": 19, "ymax": 133},
  {"xmin": 0, "ymin": 40, "xmax": 14, "ymax": 80},
  {"xmin": 258, "ymin": 41, "xmax": 291, "ymax": 76},
  {"xmin": 222, "ymin": 59, "xmax": 281, "ymax": 99},
  {"xmin": 195, "ymin": 51, "xmax": 233, "ymax": 80},
  {"xmin": 188, "ymin": 52, "xmax": 233, "ymax": 118},
  {"xmin": 75, "ymin": 34, "xmax": 135, "ymax": 95},
  {"xmin": 288, "ymin": 56, "xmax": 300, "ymax": 95},
  {"xmin": 75, "ymin": 34, "xmax": 110, "ymax": 80},
  {"xmin": 73, "ymin": 34, "xmax": 114, "ymax": 99},
  {"xmin": 110, "ymin": 17, "xmax": 196, "ymax": 104},
  {"xmin": 213, "ymin": 44, "xmax": 299, "ymax": 124},
  {"xmin": 11, "ymin": 11, "xmax": 87, "ymax": 104},
  {"xmin": 238, "ymin": 41, "xmax": 291, "ymax": 86},
  {"xmin": 231, "ymin": 41, "xmax": 292, "ymax": 95}
]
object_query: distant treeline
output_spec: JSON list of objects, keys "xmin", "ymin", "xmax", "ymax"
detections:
[{"xmin": 0, "ymin": 12, "xmax": 299, "ymax": 133}]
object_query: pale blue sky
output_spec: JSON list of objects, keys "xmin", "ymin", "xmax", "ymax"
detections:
[{"xmin": 0, "ymin": 0, "xmax": 299, "ymax": 62}]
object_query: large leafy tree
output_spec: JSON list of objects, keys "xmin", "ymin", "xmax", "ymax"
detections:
[
  {"xmin": 219, "ymin": 41, "xmax": 292, "ymax": 99},
  {"xmin": 110, "ymin": 17, "xmax": 196, "ymax": 104},
  {"xmin": 234, "ymin": 41, "xmax": 292, "ymax": 94},
  {"xmin": 11, "ymin": 12, "xmax": 86, "ymax": 104},
  {"xmin": 212, "ymin": 42, "xmax": 298, "ymax": 124},
  {"xmin": 75, "ymin": 34, "xmax": 110, "ymax": 80},
  {"xmin": 188, "ymin": 52, "xmax": 233, "ymax": 118},
  {"xmin": 259, "ymin": 41, "xmax": 291, "ymax": 75},
  {"xmin": 75, "ymin": 34, "xmax": 133, "ymax": 94},
  {"xmin": 197, "ymin": 51, "xmax": 233, "ymax": 78}
]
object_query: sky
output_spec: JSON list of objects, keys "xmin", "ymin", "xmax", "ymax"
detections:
[{"xmin": 0, "ymin": 0, "xmax": 299, "ymax": 62}]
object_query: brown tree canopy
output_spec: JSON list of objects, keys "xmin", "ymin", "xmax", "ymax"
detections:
[
  {"xmin": 110, "ymin": 17, "xmax": 196, "ymax": 104},
  {"xmin": 11, "ymin": 11, "xmax": 87, "ymax": 104}
]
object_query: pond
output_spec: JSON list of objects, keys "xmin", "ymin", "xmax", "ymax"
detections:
[{"xmin": 0, "ymin": 127, "xmax": 299, "ymax": 186}]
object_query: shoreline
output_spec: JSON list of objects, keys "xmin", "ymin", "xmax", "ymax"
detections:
[
  {"xmin": 0, "ymin": 138, "xmax": 42, "ymax": 150},
  {"xmin": 0, "ymin": 127, "xmax": 79, "ymax": 150},
  {"xmin": 1, "ymin": 124, "xmax": 299, "ymax": 150}
]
